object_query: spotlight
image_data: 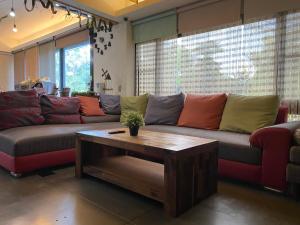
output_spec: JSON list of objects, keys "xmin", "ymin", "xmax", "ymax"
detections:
[
  {"xmin": 9, "ymin": 8, "xmax": 15, "ymax": 17},
  {"xmin": 87, "ymin": 14, "xmax": 92, "ymax": 18},
  {"xmin": 12, "ymin": 24, "xmax": 17, "ymax": 32},
  {"xmin": 55, "ymin": 3, "xmax": 60, "ymax": 7}
]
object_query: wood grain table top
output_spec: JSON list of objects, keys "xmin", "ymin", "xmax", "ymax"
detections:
[{"xmin": 77, "ymin": 128, "xmax": 217, "ymax": 152}]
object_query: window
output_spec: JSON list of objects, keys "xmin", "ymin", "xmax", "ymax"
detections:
[
  {"xmin": 56, "ymin": 42, "xmax": 91, "ymax": 93},
  {"xmin": 136, "ymin": 11, "xmax": 300, "ymax": 119}
]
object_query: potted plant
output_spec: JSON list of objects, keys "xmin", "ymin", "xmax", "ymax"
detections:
[{"xmin": 122, "ymin": 111, "xmax": 145, "ymax": 136}]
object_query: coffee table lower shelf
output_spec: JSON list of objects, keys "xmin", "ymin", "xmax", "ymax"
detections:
[
  {"xmin": 76, "ymin": 130, "xmax": 218, "ymax": 217},
  {"xmin": 83, "ymin": 156, "xmax": 165, "ymax": 202}
]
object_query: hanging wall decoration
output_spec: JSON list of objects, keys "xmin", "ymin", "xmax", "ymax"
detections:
[
  {"xmin": 0, "ymin": 0, "xmax": 116, "ymax": 48},
  {"xmin": 21, "ymin": 0, "xmax": 115, "ymax": 54},
  {"xmin": 101, "ymin": 69, "xmax": 113, "ymax": 92},
  {"xmin": 0, "ymin": 15, "xmax": 8, "ymax": 23},
  {"xmin": 88, "ymin": 17, "xmax": 114, "ymax": 55},
  {"xmin": 24, "ymin": 0, "xmax": 57, "ymax": 14}
]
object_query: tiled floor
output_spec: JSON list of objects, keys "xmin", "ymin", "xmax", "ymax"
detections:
[{"xmin": 0, "ymin": 166, "xmax": 299, "ymax": 225}]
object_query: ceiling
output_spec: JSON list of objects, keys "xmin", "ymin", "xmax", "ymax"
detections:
[
  {"xmin": 0, "ymin": 0, "xmax": 201, "ymax": 52},
  {"xmin": 0, "ymin": 0, "xmax": 82, "ymax": 52}
]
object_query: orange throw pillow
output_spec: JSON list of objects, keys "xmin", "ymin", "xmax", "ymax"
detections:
[
  {"xmin": 78, "ymin": 96, "xmax": 105, "ymax": 116},
  {"xmin": 178, "ymin": 94, "xmax": 227, "ymax": 130}
]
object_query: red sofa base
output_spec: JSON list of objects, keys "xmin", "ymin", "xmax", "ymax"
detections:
[
  {"xmin": 0, "ymin": 149, "xmax": 75, "ymax": 174},
  {"xmin": 218, "ymin": 159, "xmax": 262, "ymax": 185},
  {"xmin": 0, "ymin": 149, "xmax": 283, "ymax": 192}
]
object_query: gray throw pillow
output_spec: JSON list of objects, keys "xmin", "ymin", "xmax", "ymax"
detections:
[
  {"xmin": 144, "ymin": 93, "xmax": 185, "ymax": 125},
  {"xmin": 99, "ymin": 94, "xmax": 121, "ymax": 115}
]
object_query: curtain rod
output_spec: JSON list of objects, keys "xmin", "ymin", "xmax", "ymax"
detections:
[
  {"xmin": 177, "ymin": 0, "xmax": 223, "ymax": 13},
  {"xmin": 12, "ymin": 26, "xmax": 89, "ymax": 54}
]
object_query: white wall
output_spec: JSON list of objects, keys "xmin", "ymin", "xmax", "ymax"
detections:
[
  {"xmin": 0, "ymin": 53, "xmax": 14, "ymax": 91},
  {"xmin": 93, "ymin": 21, "xmax": 135, "ymax": 96}
]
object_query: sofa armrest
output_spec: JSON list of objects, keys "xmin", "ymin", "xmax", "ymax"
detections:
[{"xmin": 250, "ymin": 121, "xmax": 300, "ymax": 191}]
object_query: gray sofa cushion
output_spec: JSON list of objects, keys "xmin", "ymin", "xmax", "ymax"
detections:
[
  {"xmin": 144, "ymin": 125, "xmax": 261, "ymax": 165},
  {"xmin": 144, "ymin": 93, "xmax": 184, "ymax": 125},
  {"xmin": 0, "ymin": 122, "xmax": 122, "ymax": 157},
  {"xmin": 81, "ymin": 115, "xmax": 120, "ymax": 124},
  {"xmin": 287, "ymin": 164, "xmax": 300, "ymax": 183},
  {"xmin": 99, "ymin": 94, "xmax": 121, "ymax": 115},
  {"xmin": 0, "ymin": 123, "xmax": 261, "ymax": 165},
  {"xmin": 290, "ymin": 146, "xmax": 300, "ymax": 164}
]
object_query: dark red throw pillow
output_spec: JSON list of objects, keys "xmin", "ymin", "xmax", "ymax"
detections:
[
  {"xmin": 40, "ymin": 95, "xmax": 81, "ymax": 124},
  {"xmin": 0, "ymin": 90, "xmax": 45, "ymax": 130}
]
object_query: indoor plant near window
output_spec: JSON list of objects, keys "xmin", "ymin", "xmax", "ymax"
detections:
[{"xmin": 122, "ymin": 112, "xmax": 145, "ymax": 136}]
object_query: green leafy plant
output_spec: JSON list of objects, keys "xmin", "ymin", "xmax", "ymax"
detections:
[
  {"xmin": 71, "ymin": 91, "xmax": 96, "ymax": 97},
  {"xmin": 122, "ymin": 111, "xmax": 145, "ymax": 128}
]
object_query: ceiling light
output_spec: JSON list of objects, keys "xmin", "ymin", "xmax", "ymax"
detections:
[
  {"xmin": 10, "ymin": 0, "xmax": 15, "ymax": 17},
  {"xmin": 12, "ymin": 24, "xmax": 17, "ymax": 32},
  {"xmin": 55, "ymin": 3, "xmax": 60, "ymax": 7},
  {"xmin": 87, "ymin": 14, "xmax": 92, "ymax": 18},
  {"xmin": 9, "ymin": 8, "xmax": 15, "ymax": 17}
]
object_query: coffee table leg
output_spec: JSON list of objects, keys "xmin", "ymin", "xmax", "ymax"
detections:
[
  {"xmin": 164, "ymin": 149, "xmax": 218, "ymax": 217},
  {"xmin": 164, "ymin": 154, "xmax": 195, "ymax": 217},
  {"xmin": 75, "ymin": 138, "xmax": 83, "ymax": 178}
]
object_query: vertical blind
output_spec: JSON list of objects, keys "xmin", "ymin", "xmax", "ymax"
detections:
[
  {"xmin": 24, "ymin": 47, "xmax": 39, "ymax": 80},
  {"xmin": 39, "ymin": 41, "xmax": 56, "ymax": 82},
  {"xmin": 14, "ymin": 51, "xmax": 25, "ymax": 84},
  {"xmin": 136, "ymin": 11, "xmax": 300, "ymax": 115}
]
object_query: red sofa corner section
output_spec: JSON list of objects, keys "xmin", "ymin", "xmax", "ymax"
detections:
[
  {"xmin": 250, "ymin": 123, "xmax": 300, "ymax": 191},
  {"xmin": 0, "ymin": 149, "xmax": 75, "ymax": 174}
]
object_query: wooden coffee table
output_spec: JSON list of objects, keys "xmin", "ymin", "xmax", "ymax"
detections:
[{"xmin": 75, "ymin": 129, "xmax": 218, "ymax": 217}]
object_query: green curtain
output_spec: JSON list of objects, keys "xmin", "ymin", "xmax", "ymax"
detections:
[{"xmin": 132, "ymin": 10, "xmax": 177, "ymax": 43}]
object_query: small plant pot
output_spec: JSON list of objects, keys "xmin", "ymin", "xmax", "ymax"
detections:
[{"xmin": 129, "ymin": 126, "xmax": 139, "ymax": 136}]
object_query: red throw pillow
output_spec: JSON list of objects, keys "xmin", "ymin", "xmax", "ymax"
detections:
[
  {"xmin": 77, "ymin": 96, "xmax": 105, "ymax": 116},
  {"xmin": 0, "ymin": 90, "xmax": 45, "ymax": 130},
  {"xmin": 178, "ymin": 94, "xmax": 227, "ymax": 130}
]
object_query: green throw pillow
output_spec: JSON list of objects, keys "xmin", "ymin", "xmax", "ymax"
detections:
[
  {"xmin": 120, "ymin": 94, "xmax": 149, "ymax": 122},
  {"xmin": 219, "ymin": 94, "xmax": 279, "ymax": 134}
]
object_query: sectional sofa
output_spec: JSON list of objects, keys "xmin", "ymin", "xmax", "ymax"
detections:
[{"xmin": 0, "ymin": 90, "xmax": 299, "ymax": 194}]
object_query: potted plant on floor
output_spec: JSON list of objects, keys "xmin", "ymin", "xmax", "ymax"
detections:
[{"xmin": 122, "ymin": 111, "xmax": 145, "ymax": 136}]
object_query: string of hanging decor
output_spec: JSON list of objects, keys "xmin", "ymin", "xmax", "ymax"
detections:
[
  {"xmin": 0, "ymin": 0, "xmax": 117, "ymax": 55},
  {"xmin": 24, "ymin": 0, "xmax": 116, "ymax": 55}
]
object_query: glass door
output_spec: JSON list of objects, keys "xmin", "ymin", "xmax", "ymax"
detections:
[{"xmin": 56, "ymin": 42, "xmax": 91, "ymax": 93}]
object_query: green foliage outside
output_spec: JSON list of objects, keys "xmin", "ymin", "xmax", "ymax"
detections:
[
  {"xmin": 71, "ymin": 91, "xmax": 96, "ymax": 97},
  {"xmin": 64, "ymin": 44, "xmax": 91, "ymax": 93}
]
